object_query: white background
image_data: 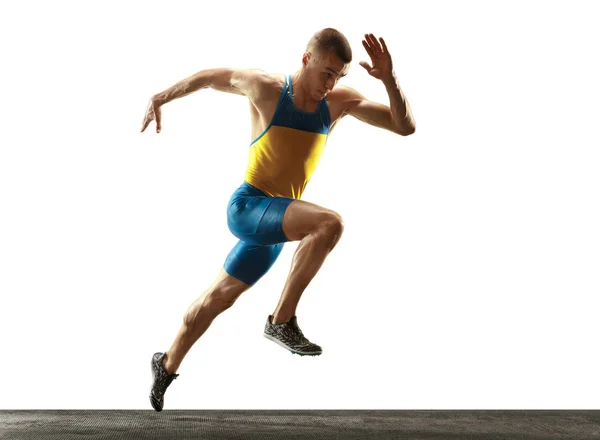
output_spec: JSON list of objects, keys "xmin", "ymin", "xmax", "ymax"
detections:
[{"xmin": 1, "ymin": 0, "xmax": 599, "ymax": 409}]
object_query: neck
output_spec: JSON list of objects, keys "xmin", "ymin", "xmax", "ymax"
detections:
[{"xmin": 292, "ymin": 70, "xmax": 319, "ymax": 108}]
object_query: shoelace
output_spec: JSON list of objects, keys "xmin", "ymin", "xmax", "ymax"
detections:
[
  {"xmin": 275, "ymin": 323, "xmax": 300, "ymax": 343},
  {"xmin": 283, "ymin": 322, "xmax": 309, "ymax": 345},
  {"xmin": 290, "ymin": 321, "xmax": 310, "ymax": 344}
]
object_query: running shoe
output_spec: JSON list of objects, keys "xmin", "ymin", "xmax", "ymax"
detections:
[
  {"xmin": 263, "ymin": 315, "xmax": 322, "ymax": 356},
  {"xmin": 149, "ymin": 352, "xmax": 179, "ymax": 412}
]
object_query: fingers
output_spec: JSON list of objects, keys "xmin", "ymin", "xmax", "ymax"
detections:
[
  {"xmin": 154, "ymin": 104, "xmax": 162, "ymax": 133},
  {"xmin": 141, "ymin": 112, "xmax": 154, "ymax": 132},
  {"xmin": 359, "ymin": 61, "xmax": 371, "ymax": 72},
  {"xmin": 141, "ymin": 117, "xmax": 150, "ymax": 133},
  {"xmin": 364, "ymin": 33, "xmax": 383, "ymax": 54},
  {"xmin": 362, "ymin": 39, "xmax": 374, "ymax": 59},
  {"xmin": 379, "ymin": 36, "xmax": 389, "ymax": 53},
  {"xmin": 365, "ymin": 34, "xmax": 377, "ymax": 52},
  {"xmin": 141, "ymin": 100, "xmax": 154, "ymax": 132},
  {"xmin": 140, "ymin": 99, "xmax": 163, "ymax": 133}
]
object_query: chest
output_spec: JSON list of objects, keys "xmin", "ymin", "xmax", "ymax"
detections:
[{"xmin": 252, "ymin": 74, "xmax": 353, "ymax": 136}]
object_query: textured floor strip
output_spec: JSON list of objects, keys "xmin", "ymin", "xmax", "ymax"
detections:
[{"xmin": 1, "ymin": 410, "xmax": 599, "ymax": 440}]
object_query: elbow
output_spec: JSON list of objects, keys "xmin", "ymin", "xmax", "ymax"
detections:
[{"xmin": 396, "ymin": 124, "xmax": 416, "ymax": 136}]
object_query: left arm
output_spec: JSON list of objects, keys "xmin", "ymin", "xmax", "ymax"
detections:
[
  {"xmin": 382, "ymin": 72, "xmax": 416, "ymax": 136},
  {"xmin": 341, "ymin": 74, "xmax": 416, "ymax": 136},
  {"xmin": 343, "ymin": 33, "xmax": 416, "ymax": 136}
]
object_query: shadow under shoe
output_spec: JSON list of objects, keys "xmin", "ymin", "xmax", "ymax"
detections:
[
  {"xmin": 150, "ymin": 352, "xmax": 179, "ymax": 412},
  {"xmin": 263, "ymin": 315, "xmax": 322, "ymax": 356}
]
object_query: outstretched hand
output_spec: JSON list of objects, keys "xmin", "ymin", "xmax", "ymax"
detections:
[
  {"xmin": 141, "ymin": 98, "xmax": 162, "ymax": 133},
  {"xmin": 360, "ymin": 33, "xmax": 393, "ymax": 81}
]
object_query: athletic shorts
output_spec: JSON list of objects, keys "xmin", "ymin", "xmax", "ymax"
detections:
[{"xmin": 223, "ymin": 181, "xmax": 295, "ymax": 285}]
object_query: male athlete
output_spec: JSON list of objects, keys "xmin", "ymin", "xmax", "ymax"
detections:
[{"xmin": 140, "ymin": 28, "xmax": 416, "ymax": 411}]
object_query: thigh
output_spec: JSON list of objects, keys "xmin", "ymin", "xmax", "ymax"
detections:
[
  {"xmin": 227, "ymin": 182, "xmax": 294, "ymax": 246},
  {"xmin": 223, "ymin": 240, "xmax": 285, "ymax": 286},
  {"xmin": 281, "ymin": 199, "xmax": 342, "ymax": 241},
  {"xmin": 206, "ymin": 268, "xmax": 252, "ymax": 302}
]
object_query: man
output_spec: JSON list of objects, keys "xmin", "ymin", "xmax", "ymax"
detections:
[{"xmin": 141, "ymin": 28, "xmax": 416, "ymax": 411}]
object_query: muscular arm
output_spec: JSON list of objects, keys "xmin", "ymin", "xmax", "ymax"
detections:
[
  {"xmin": 339, "ymin": 76, "xmax": 416, "ymax": 136},
  {"xmin": 141, "ymin": 68, "xmax": 272, "ymax": 133},
  {"xmin": 152, "ymin": 68, "xmax": 269, "ymax": 105}
]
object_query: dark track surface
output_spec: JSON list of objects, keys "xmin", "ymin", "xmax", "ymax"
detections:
[{"xmin": 1, "ymin": 410, "xmax": 599, "ymax": 439}]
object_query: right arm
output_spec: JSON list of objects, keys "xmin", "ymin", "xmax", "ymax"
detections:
[
  {"xmin": 153, "ymin": 68, "xmax": 268, "ymax": 104},
  {"xmin": 141, "ymin": 68, "xmax": 268, "ymax": 133}
]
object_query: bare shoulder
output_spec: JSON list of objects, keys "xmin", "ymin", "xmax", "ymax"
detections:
[
  {"xmin": 326, "ymin": 84, "xmax": 367, "ymax": 122},
  {"xmin": 229, "ymin": 69, "xmax": 283, "ymax": 102},
  {"xmin": 329, "ymin": 84, "xmax": 366, "ymax": 107}
]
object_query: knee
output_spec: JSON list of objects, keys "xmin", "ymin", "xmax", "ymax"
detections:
[
  {"xmin": 319, "ymin": 211, "xmax": 344, "ymax": 244},
  {"xmin": 207, "ymin": 290, "xmax": 238, "ymax": 313},
  {"xmin": 183, "ymin": 286, "xmax": 237, "ymax": 327}
]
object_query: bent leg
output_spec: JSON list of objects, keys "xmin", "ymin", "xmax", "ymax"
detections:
[
  {"xmin": 271, "ymin": 199, "xmax": 344, "ymax": 324},
  {"xmin": 225, "ymin": 182, "xmax": 343, "ymax": 327}
]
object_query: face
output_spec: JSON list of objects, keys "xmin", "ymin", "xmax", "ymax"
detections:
[{"xmin": 303, "ymin": 49, "xmax": 349, "ymax": 100}]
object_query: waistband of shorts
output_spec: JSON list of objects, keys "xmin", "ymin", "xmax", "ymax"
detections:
[{"xmin": 234, "ymin": 181, "xmax": 269, "ymax": 197}]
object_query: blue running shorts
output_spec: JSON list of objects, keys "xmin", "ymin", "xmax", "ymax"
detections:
[{"xmin": 223, "ymin": 181, "xmax": 295, "ymax": 286}]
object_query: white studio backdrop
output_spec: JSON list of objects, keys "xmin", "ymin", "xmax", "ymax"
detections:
[{"xmin": 0, "ymin": 0, "xmax": 599, "ymax": 409}]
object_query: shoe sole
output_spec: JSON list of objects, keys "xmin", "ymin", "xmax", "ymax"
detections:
[{"xmin": 263, "ymin": 333, "xmax": 322, "ymax": 356}]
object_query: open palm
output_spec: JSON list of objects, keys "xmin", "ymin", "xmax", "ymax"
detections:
[{"xmin": 360, "ymin": 33, "xmax": 393, "ymax": 80}]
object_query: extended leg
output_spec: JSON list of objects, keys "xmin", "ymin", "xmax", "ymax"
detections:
[
  {"xmin": 162, "ymin": 238, "xmax": 285, "ymax": 373},
  {"xmin": 151, "ymin": 239, "xmax": 285, "ymax": 411},
  {"xmin": 162, "ymin": 268, "xmax": 251, "ymax": 374},
  {"xmin": 150, "ymin": 267, "xmax": 251, "ymax": 411}
]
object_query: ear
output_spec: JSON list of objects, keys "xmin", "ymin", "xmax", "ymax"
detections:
[{"xmin": 302, "ymin": 52, "xmax": 310, "ymax": 67}]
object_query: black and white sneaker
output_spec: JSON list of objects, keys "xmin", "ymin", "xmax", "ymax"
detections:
[
  {"xmin": 149, "ymin": 352, "xmax": 179, "ymax": 412},
  {"xmin": 263, "ymin": 315, "xmax": 322, "ymax": 356}
]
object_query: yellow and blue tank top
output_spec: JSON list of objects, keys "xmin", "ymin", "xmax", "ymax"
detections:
[{"xmin": 244, "ymin": 74, "xmax": 331, "ymax": 200}]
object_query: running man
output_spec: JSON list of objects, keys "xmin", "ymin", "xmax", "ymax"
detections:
[{"xmin": 141, "ymin": 28, "xmax": 416, "ymax": 411}]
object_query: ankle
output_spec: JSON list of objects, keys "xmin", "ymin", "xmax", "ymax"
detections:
[
  {"xmin": 162, "ymin": 354, "xmax": 176, "ymax": 375},
  {"xmin": 271, "ymin": 314, "xmax": 292, "ymax": 325}
]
